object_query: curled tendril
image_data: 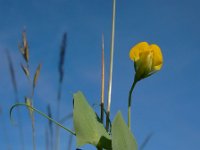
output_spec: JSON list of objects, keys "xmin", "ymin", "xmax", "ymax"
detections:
[{"xmin": 10, "ymin": 103, "xmax": 76, "ymax": 135}]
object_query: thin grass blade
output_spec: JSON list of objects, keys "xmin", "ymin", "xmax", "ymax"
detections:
[
  {"xmin": 55, "ymin": 32, "xmax": 67, "ymax": 150},
  {"xmin": 139, "ymin": 133, "xmax": 153, "ymax": 150},
  {"xmin": 21, "ymin": 63, "xmax": 30, "ymax": 79},
  {"xmin": 33, "ymin": 64, "xmax": 41, "ymax": 90},
  {"xmin": 6, "ymin": 49, "xmax": 25, "ymax": 150}
]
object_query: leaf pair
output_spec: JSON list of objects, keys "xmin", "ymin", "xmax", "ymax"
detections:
[{"xmin": 73, "ymin": 92, "xmax": 138, "ymax": 150}]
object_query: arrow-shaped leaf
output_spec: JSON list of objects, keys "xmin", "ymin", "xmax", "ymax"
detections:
[
  {"xmin": 112, "ymin": 112, "xmax": 137, "ymax": 150},
  {"xmin": 73, "ymin": 91, "xmax": 111, "ymax": 149}
]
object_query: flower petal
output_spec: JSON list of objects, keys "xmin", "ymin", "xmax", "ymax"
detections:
[
  {"xmin": 149, "ymin": 44, "xmax": 163, "ymax": 70},
  {"xmin": 153, "ymin": 64, "xmax": 162, "ymax": 71},
  {"xmin": 129, "ymin": 42, "xmax": 149, "ymax": 61},
  {"xmin": 135, "ymin": 51, "xmax": 153, "ymax": 80}
]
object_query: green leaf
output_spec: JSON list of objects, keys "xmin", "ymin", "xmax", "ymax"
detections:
[
  {"xmin": 112, "ymin": 112, "xmax": 138, "ymax": 150},
  {"xmin": 73, "ymin": 91, "xmax": 111, "ymax": 149}
]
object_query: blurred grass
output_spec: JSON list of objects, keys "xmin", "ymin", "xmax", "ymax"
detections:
[
  {"xmin": 6, "ymin": 49, "xmax": 25, "ymax": 150},
  {"xmin": 55, "ymin": 32, "xmax": 67, "ymax": 150}
]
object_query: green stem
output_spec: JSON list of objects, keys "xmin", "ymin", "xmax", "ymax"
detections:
[
  {"xmin": 10, "ymin": 103, "xmax": 76, "ymax": 136},
  {"xmin": 93, "ymin": 103, "xmax": 112, "ymax": 129},
  {"xmin": 128, "ymin": 79, "xmax": 137, "ymax": 129}
]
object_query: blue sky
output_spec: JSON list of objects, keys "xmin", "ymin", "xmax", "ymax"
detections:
[{"xmin": 0, "ymin": 0, "xmax": 200, "ymax": 149}]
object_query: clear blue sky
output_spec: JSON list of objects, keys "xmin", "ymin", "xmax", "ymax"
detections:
[{"xmin": 0, "ymin": 0, "xmax": 200, "ymax": 150}]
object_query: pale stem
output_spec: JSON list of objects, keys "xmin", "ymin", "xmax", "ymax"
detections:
[
  {"xmin": 106, "ymin": 0, "xmax": 116, "ymax": 131},
  {"xmin": 100, "ymin": 33, "xmax": 105, "ymax": 123},
  {"xmin": 31, "ymin": 116, "xmax": 36, "ymax": 150}
]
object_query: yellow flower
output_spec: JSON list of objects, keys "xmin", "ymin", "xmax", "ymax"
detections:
[{"xmin": 129, "ymin": 42, "xmax": 163, "ymax": 81}]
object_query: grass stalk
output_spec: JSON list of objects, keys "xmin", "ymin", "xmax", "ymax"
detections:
[
  {"xmin": 19, "ymin": 30, "xmax": 37, "ymax": 150},
  {"xmin": 55, "ymin": 33, "xmax": 67, "ymax": 150},
  {"xmin": 45, "ymin": 128, "xmax": 49, "ymax": 150},
  {"xmin": 6, "ymin": 50, "xmax": 25, "ymax": 150},
  {"xmin": 139, "ymin": 133, "xmax": 153, "ymax": 150},
  {"xmin": 106, "ymin": 0, "xmax": 116, "ymax": 131},
  {"xmin": 31, "ymin": 116, "xmax": 36, "ymax": 150},
  {"xmin": 100, "ymin": 33, "xmax": 105, "ymax": 123}
]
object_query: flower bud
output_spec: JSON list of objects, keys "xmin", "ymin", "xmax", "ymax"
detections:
[{"xmin": 129, "ymin": 42, "xmax": 163, "ymax": 81}]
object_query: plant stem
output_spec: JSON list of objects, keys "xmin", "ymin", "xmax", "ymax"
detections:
[
  {"xmin": 55, "ymin": 91, "xmax": 61, "ymax": 150},
  {"xmin": 128, "ymin": 79, "xmax": 137, "ymax": 129},
  {"xmin": 106, "ymin": 0, "xmax": 116, "ymax": 131},
  {"xmin": 45, "ymin": 128, "xmax": 49, "ymax": 150},
  {"xmin": 17, "ymin": 109, "xmax": 25, "ymax": 150},
  {"xmin": 55, "ymin": 33, "xmax": 67, "ymax": 150},
  {"xmin": 30, "ymin": 75, "xmax": 36, "ymax": 150},
  {"xmin": 6, "ymin": 50, "xmax": 25, "ymax": 150},
  {"xmin": 10, "ymin": 103, "xmax": 76, "ymax": 136},
  {"xmin": 31, "ymin": 116, "xmax": 36, "ymax": 150},
  {"xmin": 100, "ymin": 33, "xmax": 105, "ymax": 123}
]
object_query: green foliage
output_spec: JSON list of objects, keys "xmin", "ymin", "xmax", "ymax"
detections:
[
  {"xmin": 112, "ymin": 112, "xmax": 138, "ymax": 150},
  {"xmin": 11, "ymin": 92, "xmax": 139, "ymax": 150},
  {"xmin": 73, "ymin": 91, "xmax": 112, "ymax": 149}
]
